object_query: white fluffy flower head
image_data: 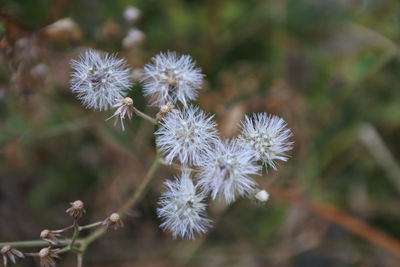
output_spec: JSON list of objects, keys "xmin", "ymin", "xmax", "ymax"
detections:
[
  {"xmin": 141, "ymin": 51, "xmax": 204, "ymax": 106},
  {"xmin": 197, "ymin": 139, "xmax": 260, "ymax": 204},
  {"xmin": 240, "ymin": 113, "xmax": 293, "ymax": 170},
  {"xmin": 157, "ymin": 171, "xmax": 211, "ymax": 240},
  {"xmin": 70, "ymin": 49, "xmax": 132, "ymax": 111},
  {"xmin": 155, "ymin": 105, "xmax": 218, "ymax": 166}
]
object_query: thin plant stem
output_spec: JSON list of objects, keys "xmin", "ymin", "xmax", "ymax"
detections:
[
  {"xmin": 81, "ymin": 156, "xmax": 161, "ymax": 249},
  {"xmin": 0, "ymin": 239, "xmax": 81, "ymax": 248},
  {"xmin": 119, "ymin": 156, "xmax": 161, "ymax": 214},
  {"xmin": 77, "ymin": 253, "xmax": 83, "ymax": 267},
  {"xmin": 133, "ymin": 107, "xmax": 157, "ymax": 125},
  {"xmin": 57, "ymin": 246, "xmax": 72, "ymax": 254},
  {"xmin": 69, "ymin": 226, "xmax": 80, "ymax": 248},
  {"xmin": 23, "ymin": 246, "xmax": 72, "ymax": 257},
  {"xmin": 78, "ymin": 221, "xmax": 104, "ymax": 231},
  {"xmin": 54, "ymin": 224, "xmax": 75, "ymax": 233},
  {"xmin": 158, "ymin": 158, "xmax": 197, "ymax": 173}
]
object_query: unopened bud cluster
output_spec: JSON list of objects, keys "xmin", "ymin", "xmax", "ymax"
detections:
[
  {"xmin": 70, "ymin": 47, "xmax": 294, "ymax": 240},
  {"xmin": 1, "ymin": 200, "xmax": 123, "ymax": 266}
]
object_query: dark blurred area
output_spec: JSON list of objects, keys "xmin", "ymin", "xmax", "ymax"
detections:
[{"xmin": 1, "ymin": 0, "xmax": 400, "ymax": 266}]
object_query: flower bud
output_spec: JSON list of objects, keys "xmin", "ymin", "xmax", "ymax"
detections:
[
  {"xmin": 1, "ymin": 245, "xmax": 24, "ymax": 266},
  {"xmin": 107, "ymin": 97, "xmax": 135, "ymax": 131},
  {"xmin": 66, "ymin": 200, "xmax": 86, "ymax": 219},
  {"xmin": 102, "ymin": 213, "xmax": 124, "ymax": 230},
  {"xmin": 40, "ymin": 229, "xmax": 62, "ymax": 245},
  {"xmin": 249, "ymin": 189, "xmax": 270, "ymax": 206},
  {"xmin": 255, "ymin": 190, "xmax": 269, "ymax": 203},
  {"xmin": 156, "ymin": 102, "xmax": 175, "ymax": 121},
  {"xmin": 39, "ymin": 247, "xmax": 60, "ymax": 267}
]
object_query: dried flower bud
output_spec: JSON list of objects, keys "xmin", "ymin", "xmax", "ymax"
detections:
[
  {"xmin": 1, "ymin": 245, "xmax": 24, "ymax": 266},
  {"xmin": 39, "ymin": 247, "xmax": 60, "ymax": 267},
  {"xmin": 43, "ymin": 17, "xmax": 82, "ymax": 42},
  {"xmin": 107, "ymin": 97, "xmax": 135, "ymax": 131},
  {"xmin": 40, "ymin": 230, "xmax": 62, "ymax": 245},
  {"xmin": 66, "ymin": 200, "xmax": 86, "ymax": 219},
  {"xmin": 102, "ymin": 213, "xmax": 124, "ymax": 230},
  {"xmin": 156, "ymin": 102, "xmax": 175, "ymax": 121}
]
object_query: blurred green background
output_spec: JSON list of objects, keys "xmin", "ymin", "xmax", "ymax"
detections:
[{"xmin": 1, "ymin": 0, "xmax": 400, "ymax": 266}]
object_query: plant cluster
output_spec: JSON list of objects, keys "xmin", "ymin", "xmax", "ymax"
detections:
[
  {"xmin": 69, "ymin": 49, "xmax": 293, "ymax": 239},
  {"xmin": 0, "ymin": 49, "xmax": 293, "ymax": 266}
]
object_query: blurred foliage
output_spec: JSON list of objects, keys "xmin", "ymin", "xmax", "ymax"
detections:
[{"xmin": 1, "ymin": 0, "xmax": 400, "ymax": 266}]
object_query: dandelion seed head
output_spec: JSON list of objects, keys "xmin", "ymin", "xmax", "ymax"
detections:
[
  {"xmin": 70, "ymin": 49, "xmax": 132, "ymax": 111},
  {"xmin": 197, "ymin": 139, "xmax": 260, "ymax": 204},
  {"xmin": 141, "ymin": 51, "xmax": 204, "ymax": 106},
  {"xmin": 240, "ymin": 113, "xmax": 293, "ymax": 170},
  {"xmin": 157, "ymin": 171, "xmax": 211, "ymax": 239},
  {"xmin": 155, "ymin": 105, "xmax": 217, "ymax": 166}
]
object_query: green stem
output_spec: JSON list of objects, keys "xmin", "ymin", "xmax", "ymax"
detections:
[
  {"xmin": 77, "ymin": 253, "xmax": 83, "ymax": 267},
  {"xmin": 0, "ymin": 239, "xmax": 82, "ymax": 248},
  {"xmin": 69, "ymin": 226, "xmax": 80, "ymax": 248},
  {"xmin": 57, "ymin": 246, "xmax": 73, "ymax": 254},
  {"xmin": 81, "ymin": 156, "xmax": 161, "ymax": 249},
  {"xmin": 78, "ymin": 221, "xmax": 103, "ymax": 231},
  {"xmin": 118, "ymin": 157, "xmax": 161, "ymax": 214},
  {"xmin": 133, "ymin": 107, "xmax": 157, "ymax": 125}
]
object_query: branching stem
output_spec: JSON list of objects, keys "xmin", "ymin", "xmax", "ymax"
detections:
[{"xmin": 133, "ymin": 107, "xmax": 157, "ymax": 125}]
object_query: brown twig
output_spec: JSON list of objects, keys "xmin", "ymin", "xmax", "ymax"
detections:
[{"xmin": 271, "ymin": 186, "xmax": 400, "ymax": 258}]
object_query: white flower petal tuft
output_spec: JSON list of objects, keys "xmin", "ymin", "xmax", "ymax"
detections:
[
  {"xmin": 240, "ymin": 113, "xmax": 293, "ymax": 170},
  {"xmin": 141, "ymin": 51, "xmax": 204, "ymax": 106},
  {"xmin": 197, "ymin": 138, "xmax": 260, "ymax": 204},
  {"xmin": 70, "ymin": 49, "xmax": 132, "ymax": 111},
  {"xmin": 155, "ymin": 105, "xmax": 218, "ymax": 166},
  {"xmin": 157, "ymin": 171, "xmax": 211, "ymax": 240}
]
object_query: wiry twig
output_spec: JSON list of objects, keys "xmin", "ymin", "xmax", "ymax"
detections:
[{"xmin": 81, "ymin": 156, "xmax": 161, "ymax": 250}]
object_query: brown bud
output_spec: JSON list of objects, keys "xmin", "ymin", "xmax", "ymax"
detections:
[
  {"xmin": 156, "ymin": 102, "xmax": 175, "ymax": 121},
  {"xmin": 1, "ymin": 245, "xmax": 24, "ymax": 266},
  {"xmin": 122, "ymin": 97, "xmax": 133, "ymax": 106},
  {"xmin": 102, "ymin": 213, "xmax": 124, "ymax": 230},
  {"xmin": 40, "ymin": 229, "xmax": 62, "ymax": 245},
  {"xmin": 39, "ymin": 247, "xmax": 60, "ymax": 267},
  {"xmin": 66, "ymin": 200, "xmax": 86, "ymax": 219}
]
